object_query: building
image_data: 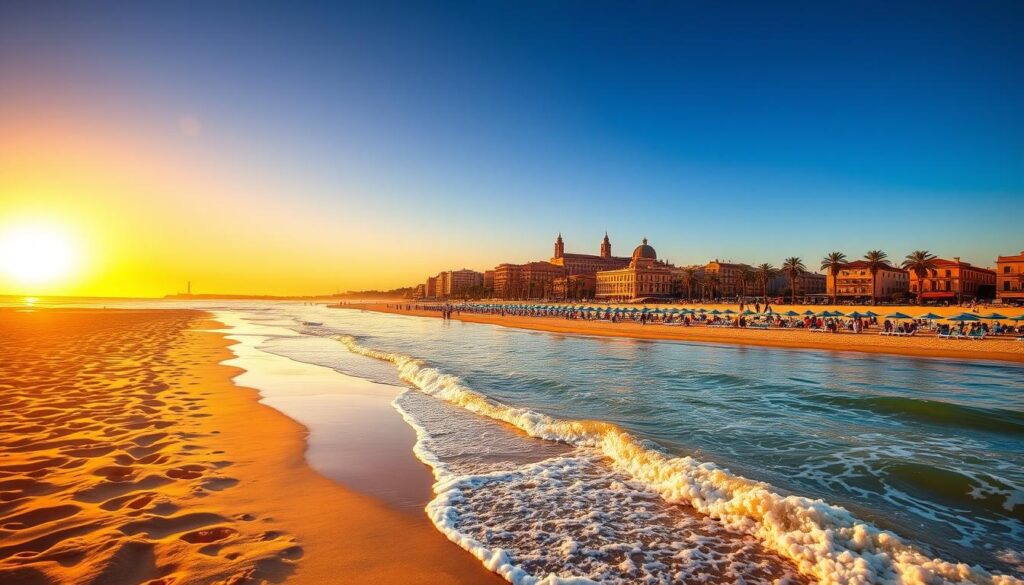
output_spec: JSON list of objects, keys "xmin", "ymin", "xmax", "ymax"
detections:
[
  {"xmin": 492, "ymin": 261, "xmax": 564, "ymax": 299},
  {"xmin": 595, "ymin": 239, "xmax": 675, "ymax": 302},
  {"xmin": 908, "ymin": 257, "xmax": 996, "ymax": 303},
  {"xmin": 768, "ymin": 272, "xmax": 827, "ymax": 297},
  {"xmin": 549, "ymin": 233, "xmax": 632, "ymax": 275},
  {"xmin": 424, "ymin": 276, "xmax": 438, "ymax": 298},
  {"xmin": 413, "ymin": 284, "xmax": 425, "ymax": 298},
  {"xmin": 483, "ymin": 270, "xmax": 495, "ymax": 294},
  {"xmin": 703, "ymin": 261, "xmax": 750, "ymax": 298},
  {"xmin": 441, "ymin": 269, "xmax": 484, "ymax": 298},
  {"xmin": 552, "ymin": 273, "xmax": 596, "ymax": 300},
  {"xmin": 827, "ymin": 261, "xmax": 909, "ymax": 301},
  {"xmin": 996, "ymin": 251, "xmax": 1024, "ymax": 305}
]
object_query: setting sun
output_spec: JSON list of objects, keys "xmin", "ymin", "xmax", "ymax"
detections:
[{"xmin": 0, "ymin": 223, "xmax": 78, "ymax": 286}]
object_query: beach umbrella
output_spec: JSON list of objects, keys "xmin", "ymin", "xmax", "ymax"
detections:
[
  {"xmin": 978, "ymin": 313, "xmax": 1008, "ymax": 320},
  {"xmin": 1009, "ymin": 315, "xmax": 1024, "ymax": 321},
  {"xmin": 864, "ymin": 311, "xmax": 879, "ymax": 317},
  {"xmin": 885, "ymin": 312, "xmax": 912, "ymax": 320},
  {"xmin": 847, "ymin": 311, "xmax": 866, "ymax": 319},
  {"xmin": 815, "ymin": 310, "xmax": 830, "ymax": 317},
  {"xmin": 669, "ymin": 308, "xmax": 680, "ymax": 313},
  {"xmin": 783, "ymin": 310, "xmax": 800, "ymax": 317},
  {"xmin": 742, "ymin": 309, "xmax": 757, "ymax": 315},
  {"xmin": 829, "ymin": 311, "xmax": 848, "ymax": 317},
  {"xmin": 710, "ymin": 309, "xmax": 722, "ymax": 315},
  {"xmin": 947, "ymin": 313, "xmax": 980, "ymax": 322},
  {"xmin": 723, "ymin": 309, "xmax": 736, "ymax": 315},
  {"xmin": 916, "ymin": 312, "xmax": 943, "ymax": 320}
]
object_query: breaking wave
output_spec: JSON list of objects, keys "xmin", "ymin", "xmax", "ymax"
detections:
[{"xmin": 335, "ymin": 334, "xmax": 1021, "ymax": 585}]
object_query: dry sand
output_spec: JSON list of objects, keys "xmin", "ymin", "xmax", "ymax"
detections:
[
  {"xmin": 350, "ymin": 302, "xmax": 1024, "ymax": 364},
  {"xmin": 0, "ymin": 308, "xmax": 502, "ymax": 585}
]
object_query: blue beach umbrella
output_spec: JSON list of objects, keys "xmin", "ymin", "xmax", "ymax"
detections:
[
  {"xmin": 978, "ymin": 313, "xmax": 1008, "ymax": 320},
  {"xmin": 784, "ymin": 310, "xmax": 800, "ymax": 317},
  {"xmin": 947, "ymin": 313, "xmax": 980, "ymax": 322},
  {"xmin": 723, "ymin": 309, "xmax": 736, "ymax": 315},
  {"xmin": 742, "ymin": 309, "xmax": 757, "ymax": 315},
  {"xmin": 803, "ymin": 310, "xmax": 815, "ymax": 316},
  {"xmin": 864, "ymin": 311, "xmax": 879, "ymax": 317},
  {"xmin": 917, "ymin": 312, "xmax": 943, "ymax": 320},
  {"xmin": 847, "ymin": 311, "xmax": 866, "ymax": 319},
  {"xmin": 885, "ymin": 312, "xmax": 912, "ymax": 320},
  {"xmin": 1009, "ymin": 315, "xmax": 1024, "ymax": 322}
]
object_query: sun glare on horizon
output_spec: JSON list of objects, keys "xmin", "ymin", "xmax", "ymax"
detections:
[{"xmin": 0, "ymin": 222, "xmax": 79, "ymax": 287}]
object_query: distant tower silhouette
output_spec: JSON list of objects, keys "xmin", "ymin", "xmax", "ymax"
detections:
[
  {"xmin": 554, "ymin": 233, "xmax": 564, "ymax": 259},
  {"xmin": 600, "ymin": 231, "xmax": 611, "ymax": 258}
]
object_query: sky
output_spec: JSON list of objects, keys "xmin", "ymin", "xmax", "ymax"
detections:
[{"xmin": 1, "ymin": 0, "xmax": 1022, "ymax": 296}]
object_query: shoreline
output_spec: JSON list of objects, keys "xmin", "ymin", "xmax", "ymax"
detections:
[
  {"xmin": 0, "ymin": 308, "xmax": 502, "ymax": 584},
  {"xmin": 343, "ymin": 303, "xmax": 1024, "ymax": 364}
]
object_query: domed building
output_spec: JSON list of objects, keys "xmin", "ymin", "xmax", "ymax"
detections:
[{"xmin": 596, "ymin": 238, "xmax": 675, "ymax": 302}]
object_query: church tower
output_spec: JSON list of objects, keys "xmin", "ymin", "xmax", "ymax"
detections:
[
  {"xmin": 554, "ymin": 233, "xmax": 564, "ymax": 259},
  {"xmin": 600, "ymin": 232, "xmax": 611, "ymax": 258}
]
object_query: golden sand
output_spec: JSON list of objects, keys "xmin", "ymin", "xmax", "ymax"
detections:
[
  {"xmin": 351, "ymin": 302, "xmax": 1024, "ymax": 364},
  {"xmin": 0, "ymin": 309, "xmax": 502, "ymax": 585}
]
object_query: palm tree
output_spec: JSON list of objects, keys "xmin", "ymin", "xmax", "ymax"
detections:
[
  {"xmin": 735, "ymin": 264, "xmax": 753, "ymax": 300},
  {"xmin": 679, "ymin": 267, "xmax": 698, "ymax": 302},
  {"xmin": 755, "ymin": 263, "xmax": 776, "ymax": 302},
  {"xmin": 820, "ymin": 252, "xmax": 847, "ymax": 305},
  {"xmin": 863, "ymin": 250, "xmax": 889, "ymax": 305},
  {"xmin": 704, "ymin": 273, "xmax": 720, "ymax": 301},
  {"xmin": 902, "ymin": 250, "xmax": 938, "ymax": 305},
  {"xmin": 782, "ymin": 257, "xmax": 807, "ymax": 304}
]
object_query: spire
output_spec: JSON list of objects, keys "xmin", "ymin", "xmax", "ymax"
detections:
[
  {"xmin": 554, "ymin": 232, "xmax": 565, "ymax": 259},
  {"xmin": 600, "ymin": 230, "xmax": 611, "ymax": 258},
  {"xmin": 642, "ymin": 237, "xmax": 648, "ymax": 245}
]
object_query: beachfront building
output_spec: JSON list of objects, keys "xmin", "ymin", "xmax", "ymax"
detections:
[
  {"xmin": 493, "ymin": 261, "xmax": 564, "ymax": 299},
  {"xmin": 442, "ymin": 269, "xmax": 485, "ymax": 297},
  {"xmin": 552, "ymin": 273, "xmax": 597, "ymax": 300},
  {"xmin": 413, "ymin": 284, "xmax": 425, "ymax": 298},
  {"xmin": 483, "ymin": 270, "xmax": 495, "ymax": 294},
  {"xmin": 424, "ymin": 276, "xmax": 438, "ymax": 298},
  {"xmin": 908, "ymin": 257, "xmax": 995, "ymax": 303},
  {"xmin": 827, "ymin": 261, "xmax": 909, "ymax": 302},
  {"xmin": 595, "ymin": 239, "xmax": 675, "ymax": 302},
  {"xmin": 996, "ymin": 251, "xmax": 1024, "ymax": 305},
  {"xmin": 549, "ymin": 232, "xmax": 632, "ymax": 275},
  {"xmin": 768, "ymin": 272, "xmax": 827, "ymax": 298},
  {"xmin": 703, "ymin": 261, "xmax": 748, "ymax": 298}
]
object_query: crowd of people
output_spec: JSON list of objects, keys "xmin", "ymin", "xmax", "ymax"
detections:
[{"xmin": 380, "ymin": 302, "xmax": 1024, "ymax": 339}]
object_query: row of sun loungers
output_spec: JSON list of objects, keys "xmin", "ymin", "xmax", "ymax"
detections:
[
  {"xmin": 879, "ymin": 330, "xmax": 916, "ymax": 337},
  {"xmin": 937, "ymin": 330, "xmax": 986, "ymax": 340}
]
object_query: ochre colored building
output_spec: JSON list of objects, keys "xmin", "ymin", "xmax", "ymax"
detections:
[
  {"xmin": 595, "ymin": 239, "xmax": 675, "ymax": 302},
  {"xmin": 827, "ymin": 261, "xmax": 909, "ymax": 301},
  {"xmin": 996, "ymin": 251, "xmax": 1024, "ymax": 305},
  {"xmin": 549, "ymin": 233, "xmax": 632, "ymax": 275},
  {"xmin": 908, "ymin": 257, "xmax": 995, "ymax": 303}
]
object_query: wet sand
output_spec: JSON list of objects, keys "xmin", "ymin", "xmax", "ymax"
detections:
[
  {"xmin": 348, "ymin": 303, "xmax": 1024, "ymax": 364},
  {"xmin": 0, "ymin": 308, "xmax": 502, "ymax": 584}
]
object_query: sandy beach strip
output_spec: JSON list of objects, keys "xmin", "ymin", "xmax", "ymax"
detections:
[
  {"xmin": 0, "ymin": 308, "xmax": 502, "ymax": 585},
  {"xmin": 346, "ymin": 303, "xmax": 1024, "ymax": 364}
]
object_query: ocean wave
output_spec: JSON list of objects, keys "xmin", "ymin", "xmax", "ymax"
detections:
[{"xmin": 335, "ymin": 334, "xmax": 1021, "ymax": 585}]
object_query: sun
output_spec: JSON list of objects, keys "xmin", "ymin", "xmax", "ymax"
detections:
[{"xmin": 0, "ymin": 223, "xmax": 78, "ymax": 286}]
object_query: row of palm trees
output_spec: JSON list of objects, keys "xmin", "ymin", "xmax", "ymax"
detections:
[
  {"xmin": 676, "ymin": 250, "xmax": 941, "ymax": 305},
  {"xmin": 820, "ymin": 250, "xmax": 939, "ymax": 305}
]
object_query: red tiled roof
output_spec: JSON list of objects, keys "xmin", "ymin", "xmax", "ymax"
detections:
[{"xmin": 997, "ymin": 252, "xmax": 1024, "ymax": 262}]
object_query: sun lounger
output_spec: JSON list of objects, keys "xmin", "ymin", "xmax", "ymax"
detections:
[{"xmin": 967, "ymin": 330, "xmax": 985, "ymax": 341}]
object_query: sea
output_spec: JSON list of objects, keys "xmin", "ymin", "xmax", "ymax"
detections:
[{"xmin": 15, "ymin": 298, "xmax": 1024, "ymax": 584}]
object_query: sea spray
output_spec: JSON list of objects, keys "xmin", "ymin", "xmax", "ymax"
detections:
[{"xmin": 336, "ymin": 334, "xmax": 1021, "ymax": 585}]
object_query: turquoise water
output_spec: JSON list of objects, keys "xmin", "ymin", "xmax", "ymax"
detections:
[
  {"xmin": 289, "ymin": 305, "xmax": 1023, "ymax": 578},
  {"xmin": 33, "ymin": 299, "xmax": 1024, "ymax": 580}
]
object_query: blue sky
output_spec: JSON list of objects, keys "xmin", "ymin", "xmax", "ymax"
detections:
[{"xmin": 1, "ymin": 0, "xmax": 1022, "ymax": 291}]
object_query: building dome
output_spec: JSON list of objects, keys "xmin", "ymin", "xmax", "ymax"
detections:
[{"xmin": 631, "ymin": 238, "xmax": 657, "ymax": 260}]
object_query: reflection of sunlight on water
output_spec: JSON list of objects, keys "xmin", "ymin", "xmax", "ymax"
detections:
[{"xmin": 25, "ymin": 296, "xmax": 37, "ymax": 306}]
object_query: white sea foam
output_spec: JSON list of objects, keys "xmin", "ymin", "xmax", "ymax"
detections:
[{"xmin": 337, "ymin": 334, "xmax": 1022, "ymax": 585}]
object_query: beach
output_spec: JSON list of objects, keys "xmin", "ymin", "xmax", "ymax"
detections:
[
  {"xmin": 0, "ymin": 308, "xmax": 501, "ymax": 584},
  {"xmin": 349, "ymin": 302, "xmax": 1024, "ymax": 363}
]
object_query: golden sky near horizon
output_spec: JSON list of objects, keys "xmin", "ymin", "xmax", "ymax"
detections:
[{"xmin": 0, "ymin": 101, "xmax": 495, "ymax": 298}]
